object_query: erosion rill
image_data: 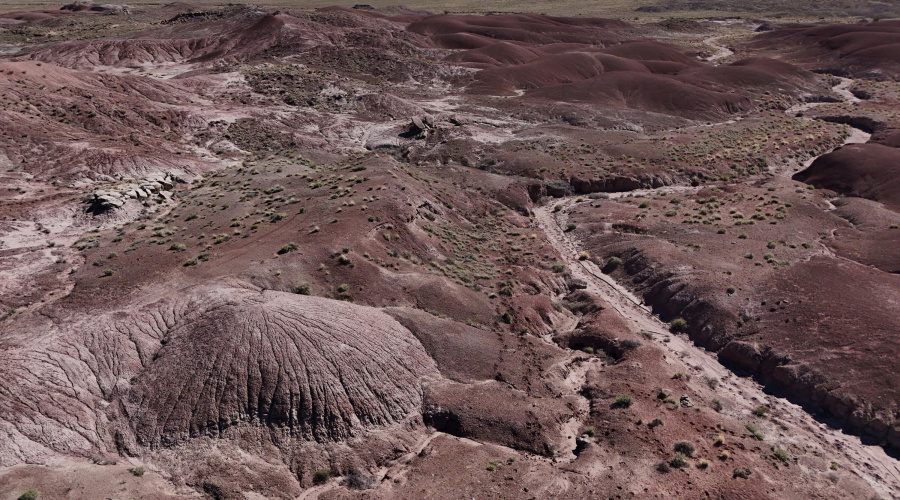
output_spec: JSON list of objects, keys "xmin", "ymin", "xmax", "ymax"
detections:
[{"xmin": 0, "ymin": 4, "xmax": 899, "ymax": 500}]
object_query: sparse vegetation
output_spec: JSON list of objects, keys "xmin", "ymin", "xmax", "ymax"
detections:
[
  {"xmin": 277, "ymin": 242, "xmax": 298, "ymax": 254},
  {"xmin": 746, "ymin": 423, "xmax": 764, "ymax": 440},
  {"xmin": 602, "ymin": 256, "xmax": 622, "ymax": 273},
  {"xmin": 669, "ymin": 318, "xmax": 688, "ymax": 333},
  {"xmin": 129, "ymin": 466, "xmax": 146, "ymax": 477},
  {"xmin": 313, "ymin": 468, "xmax": 332, "ymax": 484},
  {"xmin": 733, "ymin": 467, "xmax": 752, "ymax": 479},
  {"xmin": 674, "ymin": 441, "xmax": 696, "ymax": 457},
  {"xmin": 752, "ymin": 406, "xmax": 769, "ymax": 417},
  {"xmin": 17, "ymin": 489, "xmax": 38, "ymax": 500},
  {"xmin": 669, "ymin": 452, "xmax": 688, "ymax": 468},
  {"xmin": 612, "ymin": 394, "xmax": 633, "ymax": 408}
]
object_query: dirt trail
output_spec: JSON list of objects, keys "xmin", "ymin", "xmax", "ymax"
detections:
[
  {"xmin": 533, "ymin": 201, "xmax": 900, "ymax": 498},
  {"xmin": 703, "ymin": 35, "xmax": 734, "ymax": 63}
]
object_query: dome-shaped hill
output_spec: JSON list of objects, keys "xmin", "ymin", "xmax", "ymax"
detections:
[
  {"xmin": 526, "ymin": 71, "xmax": 751, "ymax": 120},
  {"xmin": 122, "ymin": 288, "xmax": 438, "ymax": 446},
  {"xmin": 470, "ymin": 52, "xmax": 649, "ymax": 95},
  {"xmin": 792, "ymin": 143, "xmax": 900, "ymax": 211}
]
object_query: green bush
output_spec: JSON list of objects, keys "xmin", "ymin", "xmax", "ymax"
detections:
[
  {"xmin": 313, "ymin": 468, "xmax": 331, "ymax": 485},
  {"xmin": 18, "ymin": 489, "xmax": 38, "ymax": 500},
  {"xmin": 669, "ymin": 318, "xmax": 688, "ymax": 333},
  {"xmin": 129, "ymin": 466, "xmax": 146, "ymax": 477},
  {"xmin": 552, "ymin": 263, "xmax": 566, "ymax": 273},
  {"xmin": 674, "ymin": 441, "xmax": 696, "ymax": 457},
  {"xmin": 602, "ymin": 256, "xmax": 622, "ymax": 273},
  {"xmin": 565, "ymin": 222, "xmax": 577, "ymax": 232},
  {"xmin": 669, "ymin": 452, "xmax": 688, "ymax": 468},
  {"xmin": 752, "ymin": 406, "xmax": 769, "ymax": 417},
  {"xmin": 277, "ymin": 242, "xmax": 298, "ymax": 255},
  {"xmin": 733, "ymin": 467, "xmax": 752, "ymax": 479},
  {"xmin": 746, "ymin": 423, "xmax": 764, "ymax": 440},
  {"xmin": 612, "ymin": 394, "xmax": 633, "ymax": 409}
]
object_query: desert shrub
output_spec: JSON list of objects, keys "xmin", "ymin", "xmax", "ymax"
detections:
[
  {"xmin": 738, "ymin": 233, "xmax": 748, "ymax": 239},
  {"xmin": 719, "ymin": 450, "xmax": 731, "ymax": 460},
  {"xmin": 746, "ymin": 423, "xmax": 764, "ymax": 440},
  {"xmin": 277, "ymin": 242, "xmax": 298, "ymax": 254},
  {"xmin": 337, "ymin": 254, "xmax": 351, "ymax": 265},
  {"xmin": 565, "ymin": 222, "xmax": 577, "ymax": 232},
  {"xmin": 581, "ymin": 426, "xmax": 596, "ymax": 437},
  {"xmin": 717, "ymin": 228, "xmax": 726, "ymax": 234},
  {"xmin": 312, "ymin": 468, "xmax": 332, "ymax": 485},
  {"xmin": 705, "ymin": 376, "xmax": 719, "ymax": 389},
  {"xmin": 18, "ymin": 489, "xmax": 38, "ymax": 500},
  {"xmin": 294, "ymin": 284, "xmax": 310, "ymax": 295},
  {"xmin": 830, "ymin": 461, "xmax": 839, "ymax": 471},
  {"xmin": 767, "ymin": 241, "xmax": 777, "ymax": 249},
  {"xmin": 669, "ymin": 318, "xmax": 688, "ymax": 332},
  {"xmin": 648, "ymin": 418, "xmax": 664, "ymax": 429},
  {"xmin": 612, "ymin": 394, "xmax": 633, "ymax": 409},
  {"xmin": 752, "ymin": 406, "xmax": 769, "ymax": 417},
  {"xmin": 773, "ymin": 448, "xmax": 789, "ymax": 463},
  {"xmin": 733, "ymin": 467, "xmax": 752, "ymax": 479},
  {"xmin": 669, "ymin": 452, "xmax": 688, "ymax": 468},
  {"xmin": 602, "ymin": 256, "xmax": 622, "ymax": 273},
  {"xmin": 552, "ymin": 263, "xmax": 566, "ymax": 273},
  {"xmin": 582, "ymin": 346, "xmax": 594, "ymax": 354},
  {"xmin": 639, "ymin": 202, "xmax": 650, "ymax": 209},
  {"xmin": 711, "ymin": 398, "xmax": 723, "ymax": 412},
  {"xmin": 656, "ymin": 462, "xmax": 671, "ymax": 473},
  {"xmin": 129, "ymin": 466, "xmax": 146, "ymax": 477},
  {"xmin": 553, "ymin": 204, "xmax": 562, "ymax": 213},
  {"xmin": 714, "ymin": 434, "xmax": 726, "ymax": 446},
  {"xmin": 184, "ymin": 258, "xmax": 197, "ymax": 267},
  {"xmin": 620, "ymin": 338, "xmax": 642, "ymax": 350},
  {"xmin": 169, "ymin": 242, "xmax": 186, "ymax": 251},
  {"xmin": 674, "ymin": 441, "xmax": 696, "ymax": 457},
  {"xmin": 578, "ymin": 251, "xmax": 590, "ymax": 260},
  {"xmin": 102, "ymin": 269, "xmax": 114, "ymax": 277},
  {"xmin": 344, "ymin": 469, "xmax": 374, "ymax": 490},
  {"xmin": 697, "ymin": 458, "xmax": 710, "ymax": 469},
  {"xmin": 726, "ymin": 286, "xmax": 736, "ymax": 294}
]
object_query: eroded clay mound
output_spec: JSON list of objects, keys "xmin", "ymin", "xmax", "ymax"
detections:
[
  {"xmin": 793, "ymin": 143, "xmax": 900, "ymax": 211},
  {"xmin": 122, "ymin": 288, "xmax": 438, "ymax": 446},
  {"xmin": 755, "ymin": 20, "xmax": 900, "ymax": 78}
]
